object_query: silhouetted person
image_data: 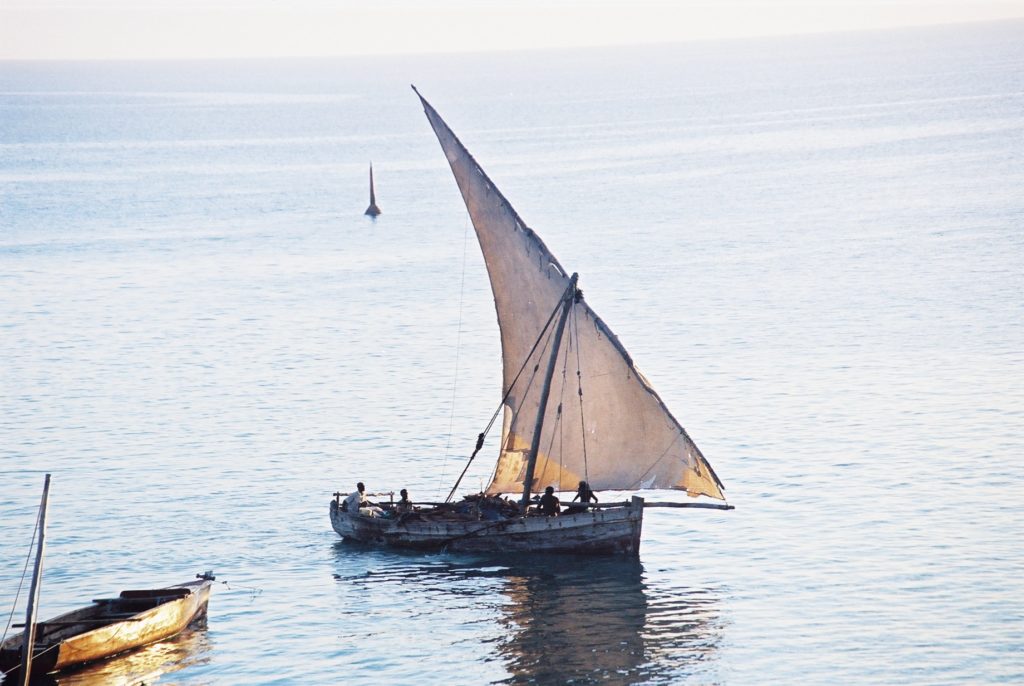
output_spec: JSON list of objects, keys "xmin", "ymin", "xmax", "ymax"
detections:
[
  {"xmin": 538, "ymin": 486, "xmax": 560, "ymax": 516},
  {"xmin": 396, "ymin": 488, "xmax": 413, "ymax": 513},
  {"xmin": 567, "ymin": 480, "xmax": 599, "ymax": 513}
]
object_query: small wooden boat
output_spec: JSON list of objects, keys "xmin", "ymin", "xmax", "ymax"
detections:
[{"xmin": 0, "ymin": 574, "xmax": 214, "ymax": 676}]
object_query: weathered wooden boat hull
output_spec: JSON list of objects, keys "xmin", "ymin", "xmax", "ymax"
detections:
[
  {"xmin": 330, "ymin": 496, "xmax": 644, "ymax": 555},
  {"xmin": 0, "ymin": 577, "xmax": 212, "ymax": 675}
]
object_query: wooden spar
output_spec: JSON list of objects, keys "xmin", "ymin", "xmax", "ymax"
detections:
[
  {"xmin": 398, "ymin": 500, "xmax": 733, "ymax": 510},
  {"xmin": 538, "ymin": 500, "xmax": 734, "ymax": 511},
  {"xmin": 564, "ymin": 500, "xmax": 734, "ymax": 511},
  {"xmin": 641, "ymin": 502, "xmax": 734, "ymax": 510},
  {"xmin": 20, "ymin": 473, "xmax": 51, "ymax": 686},
  {"xmin": 520, "ymin": 274, "xmax": 578, "ymax": 510},
  {"xmin": 13, "ymin": 618, "xmax": 143, "ymax": 627}
]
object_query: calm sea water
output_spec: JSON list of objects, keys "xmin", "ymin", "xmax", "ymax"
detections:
[{"xmin": 2, "ymin": 21, "xmax": 1023, "ymax": 685}]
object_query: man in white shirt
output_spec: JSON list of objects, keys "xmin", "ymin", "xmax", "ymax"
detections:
[
  {"xmin": 344, "ymin": 482, "xmax": 384, "ymax": 517},
  {"xmin": 344, "ymin": 482, "xmax": 367, "ymax": 514}
]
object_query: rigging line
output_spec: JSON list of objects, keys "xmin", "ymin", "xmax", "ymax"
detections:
[
  {"xmin": 510, "ymin": 316, "xmax": 558, "ymax": 419},
  {"xmin": 630, "ymin": 431, "xmax": 683, "ymax": 489},
  {"xmin": 554, "ymin": 330, "xmax": 573, "ymax": 491},
  {"xmin": 446, "ymin": 283, "xmax": 573, "ymax": 498},
  {"xmin": 483, "ymin": 288, "xmax": 569, "ymax": 436},
  {"xmin": 450, "ymin": 303, "xmax": 558, "ymax": 500},
  {"xmin": 573, "ymin": 305, "xmax": 591, "ymax": 487},
  {"xmin": 541, "ymin": 406, "xmax": 562, "ymax": 492},
  {"xmin": 528, "ymin": 293, "xmax": 577, "ymax": 494},
  {"xmin": 484, "ymin": 315, "xmax": 560, "ymax": 493},
  {"xmin": 537, "ymin": 342, "xmax": 570, "ymax": 494},
  {"xmin": 1, "ymin": 501, "xmax": 42, "ymax": 646},
  {"xmin": 0, "ymin": 642, "xmax": 59, "ymax": 678},
  {"xmin": 436, "ymin": 210, "xmax": 473, "ymax": 501},
  {"xmin": 501, "ymin": 321, "xmax": 555, "ymax": 451}
]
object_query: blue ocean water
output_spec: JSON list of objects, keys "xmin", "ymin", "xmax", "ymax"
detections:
[{"xmin": 2, "ymin": 20, "xmax": 1023, "ymax": 685}]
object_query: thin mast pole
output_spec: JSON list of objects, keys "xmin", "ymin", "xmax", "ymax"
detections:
[
  {"xmin": 520, "ymin": 274, "xmax": 577, "ymax": 510},
  {"xmin": 20, "ymin": 473, "xmax": 51, "ymax": 685}
]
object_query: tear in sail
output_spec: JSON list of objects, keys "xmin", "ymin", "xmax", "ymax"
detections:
[{"xmin": 415, "ymin": 88, "xmax": 725, "ymax": 500}]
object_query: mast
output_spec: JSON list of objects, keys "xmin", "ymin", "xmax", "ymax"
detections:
[
  {"xmin": 521, "ymin": 274, "xmax": 577, "ymax": 509},
  {"xmin": 20, "ymin": 473, "xmax": 51, "ymax": 685},
  {"xmin": 364, "ymin": 164, "xmax": 381, "ymax": 217}
]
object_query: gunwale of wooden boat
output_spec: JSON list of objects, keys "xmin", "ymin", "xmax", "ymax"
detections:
[
  {"xmin": 0, "ymin": 577, "xmax": 212, "ymax": 675},
  {"xmin": 330, "ymin": 496, "xmax": 644, "ymax": 555}
]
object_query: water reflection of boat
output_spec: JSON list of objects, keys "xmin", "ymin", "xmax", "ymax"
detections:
[
  {"xmin": 495, "ymin": 557, "xmax": 721, "ymax": 684},
  {"xmin": 496, "ymin": 557, "xmax": 649, "ymax": 682},
  {"xmin": 332, "ymin": 545, "xmax": 721, "ymax": 683}
]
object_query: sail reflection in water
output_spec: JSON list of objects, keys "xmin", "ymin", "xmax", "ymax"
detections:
[
  {"xmin": 12, "ymin": 619, "xmax": 213, "ymax": 686},
  {"xmin": 332, "ymin": 545, "xmax": 721, "ymax": 684}
]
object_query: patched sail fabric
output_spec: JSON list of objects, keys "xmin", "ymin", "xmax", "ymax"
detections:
[{"xmin": 416, "ymin": 90, "xmax": 725, "ymax": 500}]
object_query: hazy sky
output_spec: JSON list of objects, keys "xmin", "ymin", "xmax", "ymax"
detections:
[{"xmin": 1, "ymin": 0, "xmax": 1023, "ymax": 60}]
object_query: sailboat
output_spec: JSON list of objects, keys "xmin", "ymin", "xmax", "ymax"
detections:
[
  {"xmin": 329, "ymin": 87, "xmax": 732, "ymax": 555},
  {"xmin": 364, "ymin": 163, "xmax": 381, "ymax": 217}
]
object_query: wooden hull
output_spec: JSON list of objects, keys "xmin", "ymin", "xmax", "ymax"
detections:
[
  {"xmin": 0, "ymin": 577, "xmax": 212, "ymax": 675},
  {"xmin": 330, "ymin": 496, "xmax": 644, "ymax": 555}
]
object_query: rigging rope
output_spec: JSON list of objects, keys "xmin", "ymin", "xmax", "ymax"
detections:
[
  {"xmin": 541, "ymin": 400, "xmax": 563, "ymax": 492},
  {"xmin": 631, "ymin": 431, "xmax": 683, "ymax": 489},
  {"xmin": 1, "ymin": 643, "xmax": 61, "ymax": 678},
  {"xmin": 534, "ymin": 317, "xmax": 572, "ymax": 491},
  {"xmin": 572, "ymin": 305, "xmax": 591, "ymax": 487},
  {"xmin": 548, "ymin": 331, "xmax": 573, "ymax": 491},
  {"xmin": 0, "ymin": 504, "xmax": 41, "ymax": 646},
  {"xmin": 451, "ymin": 317, "xmax": 556, "ymax": 502},
  {"xmin": 446, "ymin": 291, "xmax": 567, "ymax": 502},
  {"xmin": 436, "ymin": 211, "xmax": 473, "ymax": 501}
]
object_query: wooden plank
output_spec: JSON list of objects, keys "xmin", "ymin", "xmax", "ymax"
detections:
[
  {"xmin": 642, "ymin": 502, "xmax": 735, "ymax": 510},
  {"xmin": 13, "ymin": 617, "xmax": 141, "ymax": 627},
  {"xmin": 357, "ymin": 499, "xmax": 732, "ymax": 511},
  {"xmin": 120, "ymin": 588, "xmax": 191, "ymax": 599}
]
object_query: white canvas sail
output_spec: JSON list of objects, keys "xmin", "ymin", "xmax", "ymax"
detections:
[{"xmin": 416, "ymin": 89, "xmax": 725, "ymax": 500}]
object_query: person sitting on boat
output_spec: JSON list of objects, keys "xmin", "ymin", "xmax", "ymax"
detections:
[
  {"xmin": 538, "ymin": 486, "xmax": 561, "ymax": 516},
  {"xmin": 566, "ymin": 480, "xmax": 598, "ymax": 514},
  {"xmin": 343, "ymin": 482, "xmax": 384, "ymax": 517},
  {"xmin": 396, "ymin": 488, "xmax": 414, "ymax": 513},
  {"xmin": 343, "ymin": 482, "xmax": 367, "ymax": 513}
]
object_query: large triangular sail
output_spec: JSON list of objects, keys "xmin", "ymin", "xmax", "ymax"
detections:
[{"xmin": 415, "ymin": 87, "xmax": 725, "ymax": 500}]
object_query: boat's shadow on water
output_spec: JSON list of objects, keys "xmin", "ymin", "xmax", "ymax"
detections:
[
  {"xmin": 2, "ymin": 619, "xmax": 212, "ymax": 686},
  {"xmin": 332, "ymin": 540, "xmax": 723, "ymax": 684}
]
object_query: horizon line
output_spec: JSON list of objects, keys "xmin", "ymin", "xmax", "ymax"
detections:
[{"xmin": 1, "ymin": 16, "xmax": 1020, "ymax": 63}]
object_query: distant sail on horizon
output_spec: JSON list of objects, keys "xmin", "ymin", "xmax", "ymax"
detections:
[{"xmin": 364, "ymin": 163, "xmax": 381, "ymax": 217}]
